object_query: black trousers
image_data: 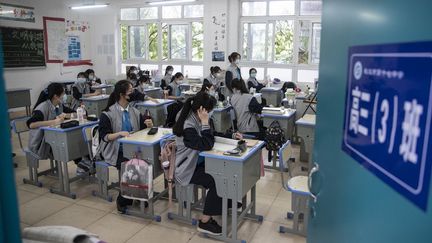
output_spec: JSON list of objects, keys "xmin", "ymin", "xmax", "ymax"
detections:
[{"xmin": 189, "ymin": 164, "xmax": 222, "ymax": 216}]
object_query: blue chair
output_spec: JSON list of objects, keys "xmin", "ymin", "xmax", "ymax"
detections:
[
  {"xmin": 11, "ymin": 117, "xmax": 57, "ymax": 187},
  {"xmin": 160, "ymin": 137, "xmax": 206, "ymax": 226},
  {"xmin": 278, "ymin": 140, "xmax": 310, "ymax": 237},
  {"xmin": 82, "ymin": 125, "xmax": 117, "ymax": 202}
]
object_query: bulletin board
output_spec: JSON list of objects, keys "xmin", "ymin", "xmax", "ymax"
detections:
[{"xmin": 43, "ymin": 16, "xmax": 92, "ymax": 66}]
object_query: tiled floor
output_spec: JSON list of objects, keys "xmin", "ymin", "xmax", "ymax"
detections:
[{"xmin": 11, "ymin": 121, "xmax": 306, "ymax": 243}]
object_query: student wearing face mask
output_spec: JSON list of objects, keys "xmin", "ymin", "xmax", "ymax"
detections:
[
  {"xmin": 161, "ymin": 66, "xmax": 174, "ymax": 90},
  {"xmin": 71, "ymin": 72, "xmax": 101, "ymax": 110},
  {"xmin": 231, "ymin": 78, "xmax": 265, "ymax": 140},
  {"xmin": 247, "ymin": 68, "xmax": 266, "ymax": 92},
  {"xmin": 98, "ymin": 80, "xmax": 153, "ymax": 212},
  {"xmin": 164, "ymin": 72, "xmax": 184, "ymax": 99},
  {"xmin": 85, "ymin": 69, "xmax": 102, "ymax": 85},
  {"xmin": 204, "ymin": 66, "xmax": 225, "ymax": 101},
  {"xmin": 225, "ymin": 52, "xmax": 242, "ymax": 96},
  {"xmin": 198, "ymin": 82, "xmax": 243, "ymax": 140},
  {"xmin": 126, "ymin": 66, "xmax": 140, "ymax": 87},
  {"xmin": 129, "ymin": 75, "xmax": 157, "ymax": 105},
  {"xmin": 27, "ymin": 83, "xmax": 75, "ymax": 167}
]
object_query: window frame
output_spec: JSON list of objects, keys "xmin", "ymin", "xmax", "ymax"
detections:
[
  {"xmin": 118, "ymin": 2, "xmax": 204, "ymax": 75},
  {"xmin": 240, "ymin": 0, "xmax": 321, "ymax": 83}
]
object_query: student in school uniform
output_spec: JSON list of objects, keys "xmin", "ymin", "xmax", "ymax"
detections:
[
  {"xmin": 85, "ymin": 69, "xmax": 102, "ymax": 85},
  {"xmin": 225, "ymin": 52, "xmax": 242, "ymax": 96},
  {"xmin": 126, "ymin": 66, "xmax": 139, "ymax": 86},
  {"xmin": 173, "ymin": 92, "xmax": 228, "ymax": 235},
  {"xmin": 71, "ymin": 72, "xmax": 101, "ymax": 110},
  {"xmin": 129, "ymin": 75, "xmax": 158, "ymax": 106},
  {"xmin": 204, "ymin": 66, "xmax": 225, "ymax": 101},
  {"xmin": 247, "ymin": 68, "xmax": 266, "ymax": 92},
  {"xmin": 26, "ymin": 83, "xmax": 75, "ymax": 168},
  {"xmin": 98, "ymin": 80, "xmax": 153, "ymax": 212},
  {"xmin": 160, "ymin": 65, "xmax": 174, "ymax": 90},
  {"xmin": 231, "ymin": 78, "xmax": 265, "ymax": 139},
  {"xmin": 164, "ymin": 72, "xmax": 184, "ymax": 99},
  {"xmin": 197, "ymin": 84, "xmax": 243, "ymax": 140}
]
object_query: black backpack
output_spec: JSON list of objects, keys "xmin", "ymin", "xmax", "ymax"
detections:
[{"xmin": 265, "ymin": 120, "xmax": 286, "ymax": 151}]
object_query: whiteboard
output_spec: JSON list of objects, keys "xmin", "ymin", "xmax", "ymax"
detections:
[{"xmin": 43, "ymin": 17, "xmax": 66, "ymax": 63}]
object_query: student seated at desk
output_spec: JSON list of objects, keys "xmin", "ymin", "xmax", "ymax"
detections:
[
  {"xmin": 164, "ymin": 72, "xmax": 184, "ymax": 99},
  {"xmin": 231, "ymin": 78, "xmax": 265, "ymax": 140},
  {"xmin": 85, "ymin": 69, "xmax": 102, "ymax": 85},
  {"xmin": 247, "ymin": 68, "xmax": 266, "ymax": 92},
  {"xmin": 71, "ymin": 72, "xmax": 101, "ymax": 110},
  {"xmin": 26, "ymin": 83, "xmax": 87, "ymax": 171},
  {"xmin": 126, "ymin": 66, "xmax": 139, "ymax": 86},
  {"xmin": 129, "ymin": 75, "xmax": 157, "ymax": 105},
  {"xmin": 173, "ymin": 92, "xmax": 224, "ymax": 235},
  {"xmin": 98, "ymin": 80, "xmax": 153, "ymax": 213},
  {"xmin": 203, "ymin": 68, "xmax": 225, "ymax": 101},
  {"xmin": 160, "ymin": 65, "xmax": 174, "ymax": 90}
]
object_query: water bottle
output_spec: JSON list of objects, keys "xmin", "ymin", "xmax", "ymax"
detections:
[
  {"xmin": 101, "ymin": 88, "xmax": 107, "ymax": 96},
  {"xmin": 288, "ymin": 99, "xmax": 294, "ymax": 108},
  {"xmin": 215, "ymin": 92, "xmax": 219, "ymax": 102},
  {"xmin": 226, "ymin": 96, "xmax": 230, "ymax": 105},
  {"xmin": 77, "ymin": 106, "xmax": 84, "ymax": 123}
]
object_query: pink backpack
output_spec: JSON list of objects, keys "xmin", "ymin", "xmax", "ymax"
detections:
[
  {"xmin": 159, "ymin": 139, "xmax": 176, "ymax": 206},
  {"xmin": 120, "ymin": 158, "xmax": 153, "ymax": 201}
]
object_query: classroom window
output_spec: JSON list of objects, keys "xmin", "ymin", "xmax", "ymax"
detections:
[
  {"xmin": 169, "ymin": 24, "xmax": 188, "ymax": 59},
  {"xmin": 240, "ymin": 0, "xmax": 321, "ymax": 83},
  {"xmin": 162, "ymin": 5, "xmax": 182, "ymax": 19},
  {"xmin": 267, "ymin": 68, "xmax": 293, "ymax": 81},
  {"xmin": 140, "ymin": 7, "xmax": 158, "ymax": 19},
  {"xmin": 297, "ymin": 69, "xmax": 318, "ymax": 83},
  {"xmin": 121, "ymin": 8, "xmax": 138, "ymax": 20},
  {"xmin": 274, "ymin": 20, "xmax": 294, "ymax": 64},
  {"xmin": 269, "ymin": 1, "xmax": 295, "ymax": 16},
  {"xmin": 300, "ymin": 0, "xmax": 322, "ymax": 16},
  {"xmin": 184, "ymin": 65, "xmax": 203, "ymax": 78},
  {"xmin": 192, "ymin": 22, "xmax": 204, "ymax": 61},
  {"xmin": 184, "ymin": 5, "xmax": 204, "ymax": 18},
  {"xmin": 242, "ymin": 2, "xmax": 267, "ymax": 16},
  {"xmin": 162, "ymin": 64, "xmax": 182, "ymax": 74},
  {"xmin": 120, "ymin": 5, "xmax": 203, "ymax": 65},
  {"xmin": 129, "ymin": 26, "xmax": 146, "ymax": 59}
]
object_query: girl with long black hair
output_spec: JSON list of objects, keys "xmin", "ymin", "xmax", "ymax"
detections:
[{"xmin": 98, "ymin": 80, "xmax": 153, "ymax": 212}]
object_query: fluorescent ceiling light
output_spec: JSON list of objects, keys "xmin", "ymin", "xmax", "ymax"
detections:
[
  {"xmin": 0, "ymin": 10, "xmax": 14, "ymax": 14},
  {"xmin": 149, "ymin": 0, "xmax": 196, "ymax": 6},
  {"xmin": 70, "ymin": 4, "xmax": 109, "ymax": 10}
]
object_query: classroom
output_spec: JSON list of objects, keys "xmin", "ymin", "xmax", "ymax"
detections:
[{"xmin": 1, "ymin": 0, "xmax": 432, "ymax": 243}]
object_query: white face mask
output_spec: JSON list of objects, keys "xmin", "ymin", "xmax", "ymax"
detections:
[
  {"xmin": 209, "ymin": 90, "xmax": 216, "ymax": 97},
  {"xmin": 234, "ymin": 59, "xmax": 240, "ymax": 65},
  {"xmin": 167, "ymin": 70, "xmax": 173, "ymax": 75},
  {"xmin": 133, "ymin": 70, "xmax": 139, "ymax": 75},
  {"xmin": 250, "ymin": 73, "xmax": 257, "ymax": 78},
  {"xmin": 215, "ymin": 73, "xmax": 222, "ymax": 78},
  {"xmin": 62, "ymin": 94, "xmax": 68, "ymax": 103},
  {"xmin": 89, "ymin": 74, "xmax": 95, "ymax": 80},
  {"xmin": 77, "ymin": 77, "xmax": 86, "ymax": 82}
]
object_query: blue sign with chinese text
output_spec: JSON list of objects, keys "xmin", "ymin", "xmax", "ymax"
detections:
[{"xmin": 342, "ymin": 41, "xmax": 432, "ymax": 210}]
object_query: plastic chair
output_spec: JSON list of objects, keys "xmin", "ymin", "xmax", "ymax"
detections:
[
  {"xmin": 11, "ymin": 117, "xmax": 57, "ymax": 187},
  {"xmin": 81, "ymin": 125, "xmax": 117, "ymax": 202},
  {"xmin": 278, "ymin": 140, "xmax": 310, "ymax": 237}
]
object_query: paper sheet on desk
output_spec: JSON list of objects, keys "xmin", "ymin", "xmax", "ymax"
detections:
[{"xmin": 213, "ymin": 136, "xmax": 237, "ymax": 152}]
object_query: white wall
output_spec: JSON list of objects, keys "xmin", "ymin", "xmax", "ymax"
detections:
[
  {"xmin": 2, "ymin": 0, "xmax": 242, "ymax": 107},
  {"xmin": 2, "ymin": 0, "xmax": 117, "ymax": 106}
]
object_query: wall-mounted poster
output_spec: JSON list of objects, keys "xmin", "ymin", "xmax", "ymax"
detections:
[
  {"xmin": 67, "ymin": 36, "xmax": 81, "ymax": 61},
  {"xmin": 212, "ymin": 51, "xmax": 225, "ymax": 62},
  {"xmin": 0, "ymin": 3, "xmax": 35, "ymax": 22}
]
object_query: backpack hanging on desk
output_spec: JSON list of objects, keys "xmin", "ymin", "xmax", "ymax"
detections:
[
  {"xmin": 265, "ymin": 120, "xmax": 286, "ymax": 151},
  {"xmin": 120, "ymin": 157, "xmax": 153, "ymax": 201},
  {"xmin": 60, "ymin": 120, "xmax": 79, "ymax": 129}
]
